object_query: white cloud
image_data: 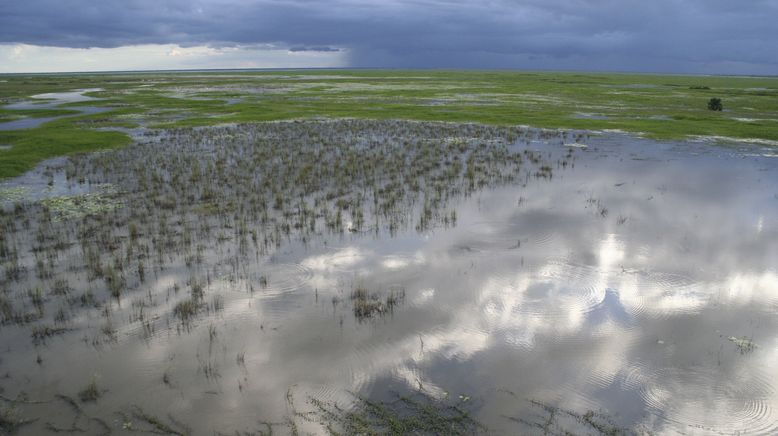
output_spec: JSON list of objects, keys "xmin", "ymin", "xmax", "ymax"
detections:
[{"xmin": 0, "ymin": 43, "xmax": 347, "ymax": 73}]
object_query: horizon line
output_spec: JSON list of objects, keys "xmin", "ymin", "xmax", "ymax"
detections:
[{"xmin": 1, "ymin": 66, "xmax": 776, "ymax": 79}]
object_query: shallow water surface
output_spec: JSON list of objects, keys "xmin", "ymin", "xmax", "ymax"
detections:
[
  {"xmin": 0, "ymin": 89, "xmax": 109, "ymax": 131},
  {"xmin": 0, "ymin": 122, "xmax": 776, "ymax": 435}
]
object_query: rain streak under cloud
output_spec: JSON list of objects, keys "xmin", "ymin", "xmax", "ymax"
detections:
[{"xmin": 1, "ymin": 0, "xmax": 777, "ymax": 73}]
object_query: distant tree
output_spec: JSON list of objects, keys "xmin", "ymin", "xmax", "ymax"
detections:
[{"xmin": 707, "ymin": 97, "xmax": 723, "ymax": 111}]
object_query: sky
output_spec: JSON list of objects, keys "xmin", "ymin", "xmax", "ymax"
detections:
[{"xmin": 1, "ymin": 0, "xmax": 777, "ymax": 74}]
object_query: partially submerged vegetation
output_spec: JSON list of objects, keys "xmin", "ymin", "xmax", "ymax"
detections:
[
  {"xmin": 0, "ymin": 404, "xmax": 36, "ymax": 434},
  {"xmin": 40, "ymin": 185, "xmax": 121, "ymax": 221},
  {"xmin": 77, "ymin": 378, "xmax": 102, "ymax": 403},
  {"xmin": 510, "ymin": 399, "xmax": 630, "ymax": 436},
  {"xmin": 0, "ymin": 120, "xmax": 573, "ymax": 432},
  {"xmin": 0, "ymin": 72, "xmax": 776, "ymax": 435},
  {"xmin": 2, "ymin": 70, "xmax": 777, "ymax": 178},
  {"xmin": 351, "ymin": 285, "xmax": 406, "ymax": 321},
  {"xmin": 1, "ymin": 120, "xmax": 557, "ymax": 338},
  {"xmin": 311, "ymin": 391, "xmax": 483, "ymax": 435}
]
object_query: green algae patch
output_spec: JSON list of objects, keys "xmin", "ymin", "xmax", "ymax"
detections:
[
  {"xmin": 40, "ymin": 185, "xmax": 122, "ymax": 220},
  {"xmin": 0, "ymin": 186, "xmax": 29, "ymax": 202}
]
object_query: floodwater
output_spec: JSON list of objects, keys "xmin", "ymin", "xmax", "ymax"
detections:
[
  {"xmin": 0, "ymin": 121, "xmax": 777, "ymax": 435},
  {"xmin": 0, "ymin": 89, "xmax": 110, "ymax": 131},
  {"xmin": 572, "ymin": 112, "xmax": 611, "ymax": 120}
]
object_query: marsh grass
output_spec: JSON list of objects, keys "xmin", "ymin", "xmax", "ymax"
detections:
[
  {"xmin": 4, "ymin": 70, "xmax": 777, "ymax": 180},
  {"xmin": 0, "ymin": 404, "xmax": 37, "ymax": 433},
  {"xmin": 31, "ymin": 325, "xmax": 68, "ymax": 344},
  {"xmin": 351, "ymin": 285, "xmax": 406, "ymax": 321},
  {"xmin": 173, "ymin": 298, "xmax": 201, "ymax": 324},
  {"xmin": 0, "ymin": 126, "xmax": 130, "ymax": 179},
  {"xmin": 77, "ymin": 378, "xmax": 102, "ymax": 403},
  {"xmin": 0, "ymin": 120, "xmax": 565, "ymax": 344},
  {"xmin": 507, "ymin": 399, "xmax": 629, "ymax": 436},
  {"xmin": 0, "ymin": 119, "xmax": 571, "ymax": 431},
  {"xmin": 310, "ymin": 390, "xmax": 483, "ymax": 435},
  {"xmin": 0, "ymin": 295, "xmax": 12, "ymax": 323},
  {"xmin": 728, "ymin": 335, "xmax": 758, "ymax": 354},
  {"xmin": 121, "ymin": 406, "xmax": 190, "ymax": 436}
]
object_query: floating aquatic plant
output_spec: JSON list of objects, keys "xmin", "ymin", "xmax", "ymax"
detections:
[
  {"xmin": 0, "ymin": 186, "xmax": 28, "ymax": 203},
  {"xmin": 40, "ymin": 184, "xmax": 122, "ymax": 221}
]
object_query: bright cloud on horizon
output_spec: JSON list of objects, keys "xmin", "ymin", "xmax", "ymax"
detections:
[{"xmin": 0, "ymin": 43, "xmax": 348, "ymax": 73}]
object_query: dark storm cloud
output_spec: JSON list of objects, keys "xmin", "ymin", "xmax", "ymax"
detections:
[
  {"xmin": 1, "ymin": 0, "xmax": 776, "ymax": 73},
  {"xmin": 288, "ymin": 46, "xmax": 342, "ymax": 53}
]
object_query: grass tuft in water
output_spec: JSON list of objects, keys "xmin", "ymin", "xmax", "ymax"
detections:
[
  {"xmin": 351, "ymin": 285, "xmax": 405, "ymax": 321},
  {"xmin": 124, "ymin": 406, "xmax": 190, "ymax": 436},
  {"xmin": 0, "ymin": 404, "xmax": 37, "ymax": 433},
  {"xmin": 311, "ymin": 390, "xmax": 483, "ymax": 435},
  {"xmin": 77, "ymin": 378, "xmax": 102, "ymax": 403},
  {"xmin": 507, "ymin": 399, "xmax": 630, "ymax": 436}
]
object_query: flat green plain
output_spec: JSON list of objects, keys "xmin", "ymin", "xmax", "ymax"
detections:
[{"xmin": 1, "ymin": 70, "xmax": 777, "ymax": 178}]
